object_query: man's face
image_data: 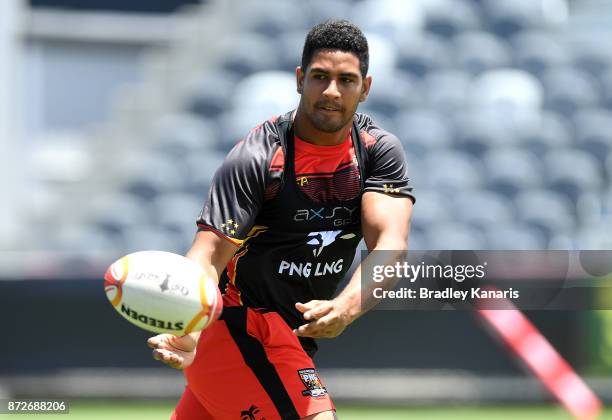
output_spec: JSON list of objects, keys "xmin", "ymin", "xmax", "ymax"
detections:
[{"xmin": 297, "ymin": 49, "xmax": 371, "ymax": 133}]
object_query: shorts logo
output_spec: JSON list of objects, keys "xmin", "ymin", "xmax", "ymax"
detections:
[
  {"xmin": 240, "ymin": 404, "xmax": 264, "ymax": 420},
  {"xmin": 298, "ymin": 368, "xmax": 328, "ymax": 398}
]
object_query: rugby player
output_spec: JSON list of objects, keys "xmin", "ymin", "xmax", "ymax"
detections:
[{"xmin": 148, "ymin": 19, "xmax": 414, "ymax": 419}]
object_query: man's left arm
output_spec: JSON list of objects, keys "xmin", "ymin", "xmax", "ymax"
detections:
[{"xmin": 294, "ymin": 191, "xmax": 413, "ymax": 338}]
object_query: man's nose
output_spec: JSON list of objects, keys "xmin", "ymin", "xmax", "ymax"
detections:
[{"xmin": 322, "ymin": 79, "xmax": 341, "ymax": 99}]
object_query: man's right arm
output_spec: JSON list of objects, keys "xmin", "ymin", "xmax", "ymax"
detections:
[{"xmin": 147, "ymin": 230, "xmax": 238, "ymax": 369}]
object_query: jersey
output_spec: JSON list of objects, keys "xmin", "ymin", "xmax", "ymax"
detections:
[{"xmin": 197, "ymin": 111, "xmax": 414, "ymax": 356}]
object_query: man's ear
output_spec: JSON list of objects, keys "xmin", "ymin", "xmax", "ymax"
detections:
[
  {"xmin": 296, "ymin": 66, "xmax": 304, "ymax": 94},
  {"xmin": 360, "ymin": 75, "xmax": 372, "ymax": 102}
]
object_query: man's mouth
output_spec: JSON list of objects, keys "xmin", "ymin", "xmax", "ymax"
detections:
[{"xmin": 318, "ymin": 105, "xmax": 341, "ymax": 112}]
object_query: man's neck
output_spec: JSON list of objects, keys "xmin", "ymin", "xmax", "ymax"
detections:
[{"xmin": 293, "ymin": 109, "xmax": 352, "ymax": 146}]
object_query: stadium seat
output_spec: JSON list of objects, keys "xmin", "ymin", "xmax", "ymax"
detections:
[
  {"xmin": 422, "ymin": 150, "xmax": 483, "ymax": 192},
  {"xmin": 122, "ymin": 152, "xmax": 185, "ymax": 200},
  {"xmin": 366, "ymin": 72, "xmax": 422, "ymax": 118},
  {"xmin": 151, "ymin": 192, "xmax": 202, "ymax": 246},
  {"xmin": 469, "ymin": 69, "xmax": 544, "ymax": 110},
  {"xmin": 516, "ymin": 110, "xmax": 572, "ymax": 154},
  {"xmin": 543, "ymin": 149, "xmax": 603, "ymax": 203},
  {"xmin": 511, "ymin": 30, "xmax": 570, "ymax": 77},
  {"xmin": 576, "ymin": 223, "xmax": 612, "ymax": 249},
  {"xmin": 598, "ymin": 188, "xmax": 612, "ymax": 219},
  {"xmin": 484, "ymin": 224, "xmax": 547, "ymax": 250},
  {"xmin": 394, "ymin": 109, "xmax": 453, "ymax": 158},
  {"xmin": 53, "ymin": 225, "xmax": 120, "ymax": 253},
  {"xmin": 541, "ymin": 67, "xmax": 600, "ymax": 117},
  {"xmin": 351, "ymin": 0, "xmax": 424, "ymax": 41},
  {"xmin": 410, "ymin": 190, "xmax": 451, "ymax": 228},
  {"xmin": 567, "ymin": 32, "xmax": 612, "ymax": 78},
  {"xmin": 575, "ymin": 191, "xmax": 604, "ymax": 226},
  {"xmin": 425, "ymin": 222, "xmax": 486, "ymax": 250},
  {"xmin": 604, "ymin": 155, "xmax": 612, "ymax": 191},
  {"xmin": 483, "ymin": 148, "xmax": 543, "ymax": 197},
  {"xmin": 185, "ymin": 72, "xmax": 239, "ymax": 119},
  {"xmin": 514, "ymin": 189, "xmax": 575, "ymax": 240},
  {"xmin": 481, "ymin": 0, "xmax": 566, "ymax": 37},
  {"xmin": 182, "ymin": 150, "xmax": 226, "ymax": 196},
  {"xmin": 396, "ymin": 33, "xmax": 453, "ymax": 77},
  {"xmin": 572, "ymin": 107, "xmax": 612, "ymax": 165},
  {"xmin": 423, "ymin": 69, "xmax": 471, "ymax": 111},
  {"xmin": 307, "ymin": 0, "xmax": 354, "ymax": 26},
  {"xmin": 235, "ymin": 0, "xmax": 306, "ymax": 37},
  {"xmin": 355, "ymin": 107, "xmax": 398, "ymax": 135},
  {"xmin": 422, "ymin": 0, "xmax": 482, "ymax": 38},
  {"xmin": 453, "ymin": 190, "xmax": 514, "ymax": 229},
  {"xmin": 151, "ymin": 113, "xmax": 219, "ymax": 158},
  {"xmin": 277, "ymin": 30, "xmax": 309, "ymax": 72},
  {"xmin": 220, "ymin": 71, "xmax": 299, "ymax": 149},
  {"xmin": 469, "ymin": 69, "xmax": 544, "ymax": 140},
  {"xmin": 218, "ymin": 35, "xmax": 281, "ymax": 78},
  {"xmin": 453, "ymin": 31, "xmax": 512, "ymax": 75},
  {"xmin": 122, "ymin": 224, "xmax": 186, "ymax": 254},
  {"xmin": 452, "ymin": 107, "xmax": 517, "ymax": 156},
  {"xmin": 600, "ymin": 69, "xmax": 612, "ymax": 110},
  {"xmin": 88, "ymin": 192, "xmax": 151, "ymax": 234},
  {"xmin": 407, "ymin": 229, "xmax": 427, "ymax": 250},
  {"xmin": 364, "ymin": 33, "xmax": 399, "ymax": 80},
  {"xmin": 152, "ymin": 192, "xmax": 204, "ymax": 231}
]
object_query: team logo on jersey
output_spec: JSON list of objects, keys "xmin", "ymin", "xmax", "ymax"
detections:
[
  {"xmin": 306, "ymin": 230, "xmax": 355, "ymax": 257},
  {"xmin": 298, "ymin": 368, "xmax": 328, "ymax": 398},
  {"xmin": 277, "ymin": 230, "xmax": 357, "ymax": 278},
  {"xmin": 383, "ymin": 184, "xmax": 400, "ymax": 194},
  {"xmin": 293, "ymin": 206, "xmax": 358, "ymax": 227},
  {"xmin": 221, "ymin": 218, "xmax": 239, "ymax": 236}
]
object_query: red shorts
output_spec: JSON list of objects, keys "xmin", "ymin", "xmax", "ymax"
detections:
[{"xmin": 172, "ymin": 303, "xmax": 334, "ymax": 420}]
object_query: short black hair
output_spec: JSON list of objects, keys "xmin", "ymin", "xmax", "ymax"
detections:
[{"xmin": 301, "ymin": 19, "xmax": 369, "ymax": 78}]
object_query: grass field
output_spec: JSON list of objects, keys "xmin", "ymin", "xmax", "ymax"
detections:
[{"xmin": 2, "ymin": 401, "xmax": 610, "ymax": 419}]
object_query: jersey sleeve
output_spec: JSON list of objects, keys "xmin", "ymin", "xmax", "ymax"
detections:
[
  {"xmin": 363, "ymin": 133, "xmax": 416, "ymax": 202},
  {"xmin": 196, "ymin": 128, "xmax": 273, "ymax": 246}
]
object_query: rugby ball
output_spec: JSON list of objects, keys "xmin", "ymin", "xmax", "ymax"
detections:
[{"xmin": 104, "ymin": 250, "xmax": 222, "ymax": 335}]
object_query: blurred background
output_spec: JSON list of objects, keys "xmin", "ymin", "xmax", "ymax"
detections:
[{"xmin": 2, "ymin": 0, "xmax": 612, "ymax": 417}]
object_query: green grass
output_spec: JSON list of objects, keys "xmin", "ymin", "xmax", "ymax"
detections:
[{"xmin": 2, "ymin": 401, "xmax": 609, "ymax": 419}]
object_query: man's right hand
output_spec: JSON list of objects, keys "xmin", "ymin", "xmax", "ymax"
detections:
[{"xmin": 147, "ymin": 333, "xmax": 198, "ymax": 370}]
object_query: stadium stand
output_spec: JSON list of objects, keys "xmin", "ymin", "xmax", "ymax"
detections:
[{"xmin": 17, "ymin": 0, "xmax": 612, "ymax": 260}]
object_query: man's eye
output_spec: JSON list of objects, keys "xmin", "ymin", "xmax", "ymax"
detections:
[
  {"xmin": 342, "ymin": 78, "xmax": 353, "ymax": 83},
  {"xmin": 314, "ymin": 74, "xmax": 326, "ymax": 80}
]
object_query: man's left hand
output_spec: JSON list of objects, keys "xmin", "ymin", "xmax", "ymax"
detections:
[{"xmin": 293, "ymin": 298, "xmax": 355, "ymax": 338}]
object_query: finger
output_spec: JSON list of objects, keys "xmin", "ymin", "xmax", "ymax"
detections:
[
  {"xmin": 295, "ymin": 300, "xmax": 322, "ymax": 313},
  {"xmin": 314, "ymin": 312, "xmax": 337, "ymax": 326},
  {"xmin": 147, "ymin": 336, "xmax": 161, "ymax": 349},
  {"xmin": 293, "ymin": 324, "xmax": 314, "ymax": 337},
  {"xmin": 315, "ymin": 313, "xmax": 345, "ymax": 336},
  {"xmin": 152, "ymin": 348, "xmax": 183, "ymax": 368},
  {"xmin": 293, "ymin": 319, "xmax": 326, "ymax": 337},
  {"xmin": 303, "ymin": 303, "xmax": 333, "ymax": 321}
]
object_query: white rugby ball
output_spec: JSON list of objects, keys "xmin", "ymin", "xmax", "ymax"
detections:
[{"xmin": 104, "ymin": 250, "xmax": 222, "ymax": 335}]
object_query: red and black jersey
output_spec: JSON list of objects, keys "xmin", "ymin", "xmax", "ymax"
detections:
[{"xmin": 197, "ymin": 111, "xmax": 414, "ymax": 356}]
